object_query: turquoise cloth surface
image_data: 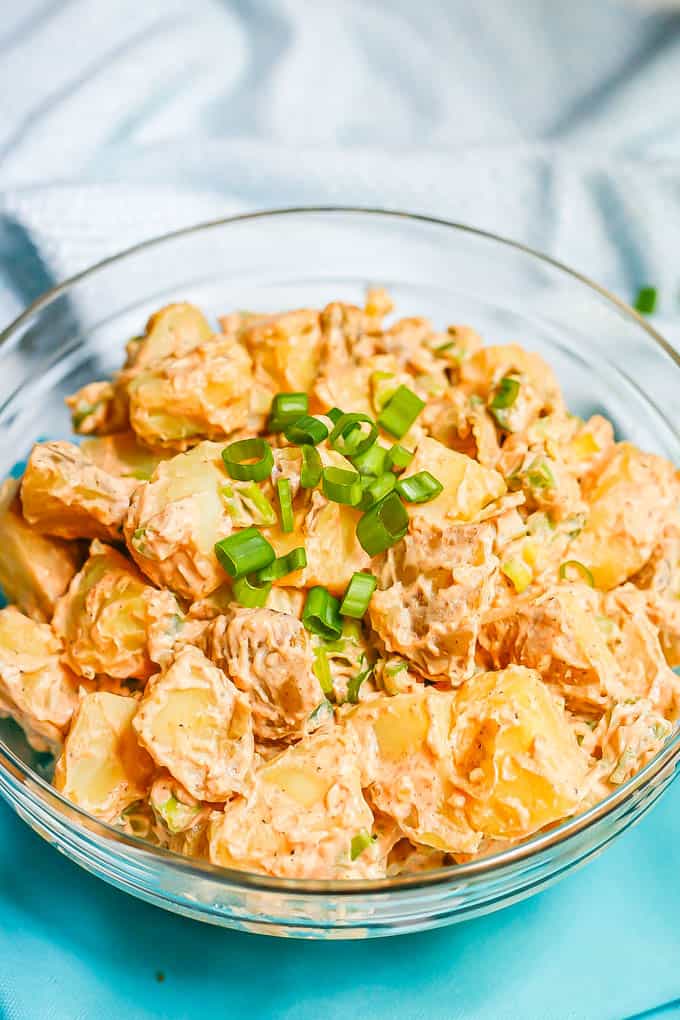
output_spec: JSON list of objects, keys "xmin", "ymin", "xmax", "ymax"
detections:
[{"xmin": 3, "ymin": 2, "xmax": 680, "ymax": 1017}]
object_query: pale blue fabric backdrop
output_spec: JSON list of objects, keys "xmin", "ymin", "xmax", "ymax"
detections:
[{"xmin": 1, "ymin": 2, "xmax": 680, "ymax": 1017}]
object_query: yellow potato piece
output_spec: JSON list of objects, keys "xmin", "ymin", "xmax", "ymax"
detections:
[
  {"xmin": 81, "ymin": 432, "xmax": 170, "ymax": 482},
  {"xmin": 133, "ymin": 646, "xmax": 253, "ymax": 802},
  {"xmin": 52, "ymin": 540, "xmax": 170, "ymax": 681},
  {"xmin": 127, "ymin": 338, "xmax": 253, "ymax": 451},
  {"xmin": 129, "ymin": 302, "xmax": 214, "ymax": 371},
  {"xmin": 124, "ymin": 441, "xmax": 234, "ymax": 599},
  {"xmin": 452, "ymin": 666, "xmax": 589, "ymax": 839},
  {"xmin": 20, "ymin": 440, "xmax": 136, "ymax": 541},
  {"xmin": 0, "ymin": 478, "xmax": 82, "ymax": 622},
  {"xmin": 266, "ymin": 491, "xmax": 371, "ymax": 595},
  {"xmin": 242, "ymin": 309, "xmax": 322, "ymax": 395},
  {"xmin": 404, "ymin": 437, "xmax": 506, "ymax": 529},
  {"xmin": 0, "ymin": 606, "xmax": 79, "ymax": 753},
  {"xmin": 570, "ymin": 442, "xmax": 679, "ymax": 589},
  {"xmin": 209, "ymin": 728, "xmax": 380, "ymax": 879},
  {"xmin": 54, "ymin": 692, "xmax": 153, "ymax": 822},
  {"xmin": 66, "ymin": 380, "xmax": 130, "ymax": 436},
  {"xmin": 347, "ymin": 689, "xmax": 481, "ymax": 855}
]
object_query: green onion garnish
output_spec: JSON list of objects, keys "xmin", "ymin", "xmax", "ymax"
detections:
[
  {"xmin": 346, "ymin": 660, "xmax": 373, "ymax": 704},
  {"xmin": 329, "ymin": 412, "xmax": 378, "ymax": 457},
  {"xmin": 490, "ymin": 376, "xmax": 520, "ymax": 410},
  {"xmin": 356, "ymin": 491, "xmax": 409, "ymax": 556},
  {"xmin": 327, "ymin": 407, "xmax": 344, "ymax": 425},
  {"xmin": 302, "ymin": 587, "xmax": 343, "ymax": 640},
  {"xmin": 267, "ymin": 392, "xmax": 308, "ymax": 432},
  {"xmin": 276, "ymin": 477, "xmax": 294, "ymax": 533},
  {"xmin": 634, "ymin": 286, "xmax": 657, "ymax": 316},
  {"xmin": 377, "ymin": 385, "xmax": 425, "ymax": 439},
  {"xmin": 322, "ymin": 466, "xmax": 362, "ymax": 506},
  {"xmin": 340, "ymin": 571, "xmax": 377, "ymax": 619},
  {"xmin": 501, "ymin": 557, "xmax": 532, "ymax": 594},
  {"xmin": 350, "ymin": 829, "xmax": 375, "ymax": 860},
  {"xmin": 359, "ymin": 471, "xmax": 395, "ymax": 510},
  {"xmin": 284, "ymin": 415, "xmax": 329, "ymax": 446},
  {"xmin": 526, "ymin": 458, "xmax": 555, "ymax": 490},
  {"xmin": 257, "ymin": 546, "xmax": 307, "ymax": 582},
  {"xmin": 396, "ymin": 470, "xmax": 443, "ymax": 504},
  {"xmin": 351, "ymin": 442, "xmax": 387, "ymax": 477},
  {"xmin": 232, "ymin": 574, "xmax": 272, "ymax": 608},
  {"xmin": 559, "ymin": 560, "xmax": 594, "ymax": 586},
  {"xmin": 300, "ymin": 445, "xmax": 322, "ymax": 488},
  {"xmin": 215, "ymin": 527, "xmax": 275, "ymax": 579},
  {"xmin": 222, "ymin": 438, "xmax": 274, "ymax": 482},
  {"xmin": 221, "ymin": 482, "xmax": 277, "ymax": 527},
  {"xmin": 312, "ymin": 647, "xmax": 334, "ymax": 695},
  {"xmin": 385, "ymin": 444, "xmax": 414, "ymax": 473}
]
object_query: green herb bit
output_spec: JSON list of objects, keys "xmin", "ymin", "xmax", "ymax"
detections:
[
  {"xmin": 634, "ymin": 286, "xmax": 657, "ymax": 316},
  {"xmin": 350, "ymin": 828, "xmax": 377, "ymax": 861}
]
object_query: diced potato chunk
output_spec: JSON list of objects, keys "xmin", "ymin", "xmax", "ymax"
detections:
[
  {"xmin": 265, "ymin": 490, "xmax": 371, "ymax": 595},
  {"xmin": 242, "ymin": 309, "xmax": 322, "ymax": 395},
  {"xmin": 52, "ymin": 540, "xmax": 174, "ymax": 681},
  {"xmin": 202, "ymin": 608, "xmax": 322, "ymax": 741},
  {"xmin": 66, "ymin": 380, "xmax": 129, "ymax": 435},
  {"xmin": 404, "ymin": 437, "xmax": 506, "ymax": 529},
  {"xmin": 209, "ymin": 728, "xmax": 380, "ymax": 879},
  {"xmin": 81, "ymin": 432, "xmax": 170, "ymax": 481},
  {"xmin": 452, "ymin": 666, "xmax": 589, "ymax": 839},
  {"xmin": 127, "ymin": 338, "xmax": 253, "ymax": 451},
  {"xmin": 133, "ymin": 646, "xmax": 253, "ymax": 801},
  {"xmin": 0, "ymin": 606, "xmax": 79, "ymax": 752},
  {"xmin": 124, "ymin": 441, "xmax": 234, "ymax": 599},
  {"xmin": 128, "ymin": 302, "xmax": 214, "ymax": 371},
  {"xmin": 20, "ymin": 440, "xmax": 136, "ymax": 541},
  {"xmin": 54, "ymin": 692, "xmax": 153, "ymax": 822},
  {"xmin": 0, "ymin": 478, "xmax": 82, "ymax": 621},
  {"xmin": 570, "ymin": 442, "xmax": 679, "ymax": 589},
  {"xmin": 347, "ymin": 689, "xmax": 481, "ymax": 855}
]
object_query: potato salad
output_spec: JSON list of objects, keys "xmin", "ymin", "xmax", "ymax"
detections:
[{"xmin": 1, "ymin": 291, "xmax": 679, "ymax": 880}]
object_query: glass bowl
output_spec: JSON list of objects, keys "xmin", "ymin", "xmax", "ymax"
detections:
[{"xmin": 1, "ymin": 208, "xmax": 679, "ymax": 940}]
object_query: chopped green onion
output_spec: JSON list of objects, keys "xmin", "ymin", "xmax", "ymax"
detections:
[
  {"xmin": 526, "ymin": 458, "xmax": 555, "ymax": 490},
  {"xmin": 329, "ymin": 412, "xmax": 378, "ymax": 457},
  {"xmin": 327, "ymin": 407, "xmax": 344, "ymax": 425},
  {"xmin": 396, "ymin": 470, "xmax": 443, "ymax": 504},
  {"xmin": 501, "ymin": 557, "xmax": 533, "ymax": 594},
  {"xmin": 385, "ymin": 444, "xmax": 414, "ymax": 473},
  {"xmin": 215, "ymin": 527, "xmax": 275, "ymax": 579},
  {"xmin": 257, "ymin": 547, "xmax": 307, "ymax": 582},
  {"xmin": 267, "ymin": 392, "xmax": 308, "ymax": 432},
  {"xmin": 303, "ymin": 587, "xmax": 343, "ymax": 641},
  {"xmin": 276, "ymin": 477, "xmax": 294, "ymax": 533},
  {"xmin": 356, "ymin": 491, "xmax": 409, "ymax": 556},
  {"xmin": 377, "ymin": 385, "xmax": 425, "ymax": 439},
  {"xmin": 284, "ymin": 415, "xmax": 329, "ymax": 446},
  {"xmin": 434, "ymin": 340, "xmax": 454, "ymax": 353},
  {"xmin": 350, "ymin": 828, "xmax": 375, "ymax": 860},
  {"xmin": 300, "ymin": 445, "xmax": 322, "ymax": 487},
  {"xmin": 322, "ymin": 466, "xmax": 362, "ymax": 506},
  {"xmin": 312, "ymin": 647, "xmax": 334, "ymax": 695},
  {"xmin": 385, "ymin": 659, "xmax": 408, "ymax": 676},
  {"xmin": 340, "ymin": 571, "xmax": 377, "ymax": 619},
  {"xmin": 221, "ymin": 482, "xmax": 277, "ymax": 527},
  {"xmin": 232, "ymin": 573, "xmax": 272, "ymax": 608},
  {"xmin": 346, "ymin": 660, "xmax": 373, "ymax": 704},
  {"xmin": 222, "ymin": 438, "xmax": 274, "ymax": 482},
  {"xmin": 634, "ymin": 286, "xmax": 657, "ymax": 316},
  {"xmin": 308, "ymin": 699, "xmax": 334, "ymax": 729},
  {"xmin": 490, "ymin": 376, "xmax": 520, "ymax": 410},
  {"xmin": 370, "ymin": 370, "xmax": 398, "ymax": 412},
  {"xmin": 351, "ymin": 442, "xmax": 387, "ymax": 477},
  {"xmin": 359, "ymin": 471, "xmax": 396, "ymax": 510},
  {"xmin": 559, "ymin": 560, "xmax": 594, "ymax": 586}
]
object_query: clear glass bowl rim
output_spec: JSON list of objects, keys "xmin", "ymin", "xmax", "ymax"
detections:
[{"xmin": 1, "ymin": 204, "xmax": 679, "ymax": 898}]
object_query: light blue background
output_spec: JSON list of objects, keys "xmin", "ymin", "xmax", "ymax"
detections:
[{"xmin": 2, "ymin": 2, "xmax": 680, "ymax": 1017}]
